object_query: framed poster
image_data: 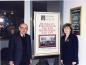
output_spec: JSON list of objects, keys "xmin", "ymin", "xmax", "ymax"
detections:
[
  {"xmin": 70, "ymin": 7, "xmax": 81, "ymax": 35},
  {"xmin": 34, "ymin": 12, "xmax": 60, "ymax": 56}
]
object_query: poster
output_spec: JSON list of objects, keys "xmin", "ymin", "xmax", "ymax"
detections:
[
  {"xmin": 34, "ymin": 12, "xmax": 60, "ymax": 56},
  {"xmin": 70, "ymin": 7, "xmax": 81, "ymax": 35}
]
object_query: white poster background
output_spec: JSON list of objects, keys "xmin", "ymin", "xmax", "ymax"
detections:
[{"xmin": 34, "ymin": 12, "xmax": 60, "ymax": 56}]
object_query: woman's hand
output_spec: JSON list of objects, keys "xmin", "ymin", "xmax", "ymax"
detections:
[{"xmin": 72, "ymin": 62, "xmax": 76, "ymax": 65}]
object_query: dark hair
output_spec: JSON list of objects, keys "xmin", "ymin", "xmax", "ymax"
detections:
[
  {"xmin": 19, "ymin": 22, "xmax": 24, "ymax": 27},
  {"xmin": 62, "ymin": 23, "xmax": 72, "ymax": 34}
]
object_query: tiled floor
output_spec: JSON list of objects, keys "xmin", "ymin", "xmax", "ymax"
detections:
[{"xmin": 32, "ymin": 57, "xmax": 60, "ymax": 65}]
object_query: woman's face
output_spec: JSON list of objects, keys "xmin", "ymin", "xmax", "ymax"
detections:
[{"xmin": 64, "ymin": 26, "xmax": 71, "ymax": 35}]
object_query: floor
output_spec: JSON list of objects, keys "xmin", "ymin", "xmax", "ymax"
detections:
[{"xmin": 1, "ymin": 57, "xmax": 60, "ymax": 65}]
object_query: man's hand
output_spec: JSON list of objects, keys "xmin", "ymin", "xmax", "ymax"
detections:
[
  {"xmin": 29, "ymin": 59, "xmax": 32, "ymax": 65},
  {"xmin": 9, "ymin": 61, "xmax": 14, "ymax": 65},
  {"xmin": 61, "ymin": 60, "xmax": 63, "ymax": 64}
]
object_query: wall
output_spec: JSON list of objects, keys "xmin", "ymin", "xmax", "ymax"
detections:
[
  {"xmin": 47, "ymin": 1, "xmax": 62, "ymax": 12},
  {"xmin": 24, "ymin": 1, "xmax": 31, "ymax": 35},
  {"xmin": 63, "ymin": 0, "xmax": 86, "ymax": 65},
  {"xmin": 0, "ymin": 40, "xmax": 9, "ymax": 50}
]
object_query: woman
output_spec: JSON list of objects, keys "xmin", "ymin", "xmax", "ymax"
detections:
[{"xmin": 61, "ymin": 23, "xmax": 78, "ymax": 65}]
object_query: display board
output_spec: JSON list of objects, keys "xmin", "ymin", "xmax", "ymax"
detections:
[{"xmin": 34, "ymin": 12, "xmax": 60, "ymax": 56}]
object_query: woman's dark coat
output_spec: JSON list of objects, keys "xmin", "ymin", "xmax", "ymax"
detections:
[{"xmin": 61, "ymin": 33, "xmax": 78, "ymax": 64}]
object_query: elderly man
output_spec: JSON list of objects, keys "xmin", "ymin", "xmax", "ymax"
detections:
[{"xmin": 9, "ymin": 23, "xmax": 32, "ymax": 65}]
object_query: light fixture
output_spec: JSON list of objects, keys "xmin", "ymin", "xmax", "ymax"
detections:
[
  {"xmin": 10, "ymin": 11, "xmax": 14, "ymax": 14},
  {"xmin": 0, "ymin": 17, "xmax": 4, "ymax": 23},
  {"xmin": 3, "ymin": 11, "xmax": 6, "ymax": 15}
]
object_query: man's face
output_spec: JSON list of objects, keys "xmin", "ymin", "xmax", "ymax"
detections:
[{"xmin": 19, "ymin": 24, "xmax": 28, "ymax": 35}]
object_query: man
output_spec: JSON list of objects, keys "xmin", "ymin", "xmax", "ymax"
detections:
[{"xmin": 9, "ymin": 23, "xmax": 32, "ymax": 65}]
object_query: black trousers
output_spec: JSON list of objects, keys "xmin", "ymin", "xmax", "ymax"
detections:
[
  {"xmin": 19, "ymin": 55, "xmax": 30, "ymax": 65},
  {"xmin": 36, "ymin": 59, "xmax": 49, "ymax": 65}
]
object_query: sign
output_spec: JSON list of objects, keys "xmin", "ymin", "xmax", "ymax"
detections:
[
  {"xmin": 34, "ymin": 12, "xmax": 60, "ymax": 56},
  {"xmin": 70, "ymin": 7, "xmax": 81, "ymax": 35}
]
